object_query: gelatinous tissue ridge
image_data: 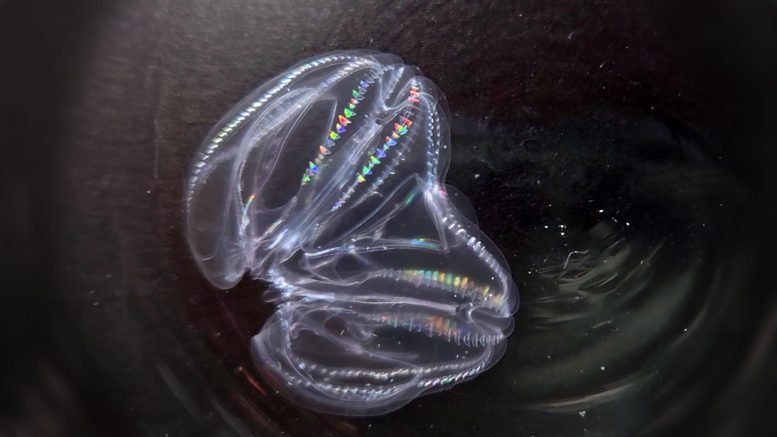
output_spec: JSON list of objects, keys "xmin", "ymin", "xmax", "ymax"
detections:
[{"xmin": 185, "ymin": 51, "xmax": 519, "ymax": 416}]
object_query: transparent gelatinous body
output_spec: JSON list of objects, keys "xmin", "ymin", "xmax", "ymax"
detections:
[{"xmin": 185, "ymin": 51, "xmax": 519, "ymax": 416}]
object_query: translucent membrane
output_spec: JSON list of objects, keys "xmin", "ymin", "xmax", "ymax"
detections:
[{"xmin": 185, "ymin": 51, "xmax": 519, "ymax": 416}]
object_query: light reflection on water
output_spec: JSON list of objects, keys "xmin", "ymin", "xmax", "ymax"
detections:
[{"xmin": 385, "ymin": 109, "xmax": 755, "ymax": 435}]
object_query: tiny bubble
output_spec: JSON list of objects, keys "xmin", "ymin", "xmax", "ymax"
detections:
[
  {"xmin": 579, "ymin": 410, "xmax": 586, "ymax": 418},
  {"xmin": 600, "ymin": 366, "xmax": 606, "ymax": 371}
]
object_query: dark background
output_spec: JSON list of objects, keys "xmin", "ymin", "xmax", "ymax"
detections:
[{"xmin": 2, "ymin": 0, "xmax": 776, "ymax": 436}]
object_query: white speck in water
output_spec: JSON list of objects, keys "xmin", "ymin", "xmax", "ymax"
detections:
[
  {"xmin": 600, "ymin": 366, "xmax": 606, "ymax": 371},
  {"xmin": 579, "ymin": 410, "xmax": 587, "ymax": 418},
  {"xmin": 474, "ymin": 173, "xmax": 480, "ymax": 179},
  {"xmin": 560, "ymin": 232, "xmax": 565, "ymax": 236},
  {"xmin": 626, "ymin": 222, "xmax": 630, "ymax": 226},
  {"xmin": 544, "ymin": 225, "xmax": 549, "ymax": 229},
  {"xmin": 92, "ymin": 302, "xmax": 100, "ymax": 307},
  {"xmin": 146, "ymin": 190, "xmax": 151, "ymax": 194},
  {"xmin": 684, "ymin": 328, "xmax": 688, "ymax": 332},
  {"xmin": 598, "ymin": 209, "xmax": 604, "ymax": 213}
]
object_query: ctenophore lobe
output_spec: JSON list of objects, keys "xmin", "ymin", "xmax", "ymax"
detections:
[{"xmin": 185, "ymin": 51, "xmax": 519, "ymax": 416}]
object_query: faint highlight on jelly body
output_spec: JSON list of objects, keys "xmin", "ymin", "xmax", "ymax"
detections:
[{"xmin": 185, "ymin": 51, "xmax": 519, "ymax": 416}]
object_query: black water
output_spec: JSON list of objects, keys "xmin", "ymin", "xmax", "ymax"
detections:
[{"xmin": 3, "ymin": 0, "xmax": 776, "ymax": 436}]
